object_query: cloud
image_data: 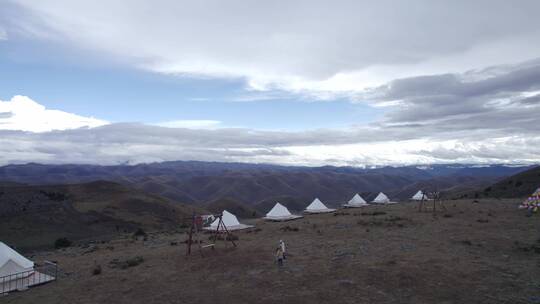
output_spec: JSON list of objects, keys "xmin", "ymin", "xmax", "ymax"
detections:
[
  {"xmin": 8, "ymin": 0, "xmax": 540, "ymax": 94},
  {"xmin": 0, "ymin": 95, "xmax": 108, "ymax": 132},
  {"xmin": 0, "ymin": 124, "xmax": 538, "ymax": 167},
  {"xmin": 1, "ymin": 72, "xmax": 540, "ymax": 167},
  {"xmin": 154, "ymin": 120, "xmax": 221, "ymax": 129}
]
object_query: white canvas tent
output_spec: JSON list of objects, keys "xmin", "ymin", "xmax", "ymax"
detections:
[
  {"xmin": 411, "ymin": 190, "xmax": 427, "ymax": 201},
  {"xmin": 0, "ymin": 242, "xmax": 56, "ymax": 294},
  {"xmin": 343, "ymin": 193, "xmax": 368, "ymax": 208},
  {"xmin": 203, "ymin": 210, "xmax": 253, "ymax": 231},
  {"xmin": 263, "ymin": 202, "xmax": 303, "ymax": 221},
  {"xmin": 304, "ymin": 198, "xmax": 336, "ymax": 214},
  {"xmin": 0, "ymin": 242, "xmax": 33, "ymax": 279},
  {"xmin": 371, "ymin": 192, "xmax": 397, "ymax": 204}
]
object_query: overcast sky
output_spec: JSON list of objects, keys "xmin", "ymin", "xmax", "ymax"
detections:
[{"xmin": 0, "ymin": 0, "xmax": 539, "ymax": 166}]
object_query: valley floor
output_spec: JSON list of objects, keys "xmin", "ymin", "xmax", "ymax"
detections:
[{"xmin": 4, "ymin": 199, "xmax": 540, "ymax": 304}]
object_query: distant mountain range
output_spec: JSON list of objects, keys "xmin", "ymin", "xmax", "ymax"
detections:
[{"xmin": 0, "ymin": 162, "xmax": 534, "ymax": 210}]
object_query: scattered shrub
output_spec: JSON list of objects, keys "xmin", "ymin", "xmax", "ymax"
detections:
[
  {"xmin": 133, "ymin": 228, "xmax": 147, "ymax": 237},
  {"xmin": 514, "ymin": 242, "xmax": 540, "ymax": 254},
  {"xmin": 126, "ymin": 256, "xmax": 144, "ymax": 268},
  {"xmin": 443, "ymin": 214, "xmax": 453, "ymax": 218},
  {"xmin": 92, "ymin": 265, "xmax": 102, "ymax": 275},
  {"xmin": 360, "ymin": 211, "xmax": 387, "ymax": 216},
  {"xmin": 477, "ymin": 219, "xmax": 489, "ymax": 223},
  {"xmin": 54, "ymin": 237, "xmax": 72, "ymax": 249},
  {"xmin": 280, "ymin": 226, "xmax": 299, "ymax": 232},
  {"xmin": 109, "ymin": 256, "xmax": 144, "ymax": 269}
]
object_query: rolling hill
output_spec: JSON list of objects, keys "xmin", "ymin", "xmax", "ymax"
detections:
[
  {"xmin": 457, "ymin": 166, "xmax": 540, "ymax": 199},
  {"xmin": 0, "ymin": 162, "xmax": 534, "ymax": 209},
  {"xmin": 0, "ymin": 181, "xmax": 202, "ymax": 250}
]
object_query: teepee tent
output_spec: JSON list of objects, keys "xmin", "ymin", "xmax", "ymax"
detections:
[
  {"xmin": 411, "ymin": 190, "xmax": 426, "ymax": 201},
  {"xmin": 519, "ymin": 187, "xmax": 540, "ymax": 214},
  {"xmin": 343, "ymin": 194, "xmax": 368, "ymax": 208},
  {"xmin": 371, "ymin": 192, "xmax": 396, "ymax": 204},
  {"xmin": 263, "ymin": 202, "xmax": 303, "ymax": 221},
  {"xmin": 203, "ymin": 210, "xmax": 253, "ymax": 231},
  {"xmin": 305, "ymin": 198, "xmax": 336, "ymax": 214},
  {"xmin": 0, "ymin": 242, "xmax": 34, "ymax": 280}
]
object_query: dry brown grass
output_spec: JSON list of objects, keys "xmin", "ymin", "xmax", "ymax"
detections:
[{"xmin": 5, "ymin": 199, "xmax": 540, "ymax": 304}]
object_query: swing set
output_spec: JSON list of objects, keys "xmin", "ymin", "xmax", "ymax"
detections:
[
  {"xmin": 185, "ymin": 212, "xmax": 237, "ymax": 256},
  {"xmin": 417, "ymin": 190, "xmax": 447, "ymax": 213}
]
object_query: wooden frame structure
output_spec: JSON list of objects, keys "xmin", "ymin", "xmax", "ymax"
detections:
[
  {"xmin": 185, "ymin": 213, "xmax": 237, "ymax": 256},
  {"xmin": 418, "ymin": 190, "xmax": 447, "ymax": 213}
]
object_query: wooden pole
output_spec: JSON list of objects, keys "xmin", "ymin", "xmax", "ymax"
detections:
[{"xmin": 186, "ymin": 213, "xmax": 195, "ymax": 256}]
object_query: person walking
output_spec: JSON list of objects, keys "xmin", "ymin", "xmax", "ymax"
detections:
[
  {"xmin": 275, "ymin": 246, "xmax": 284, "ymax": 267},
  {"xmin": 279, "ymin": 240, "xmax": 286, "ymax": 259}
]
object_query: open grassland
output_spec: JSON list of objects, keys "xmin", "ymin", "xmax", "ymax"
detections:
[{"xmin": 5, "ymin": 199, "xmax": 540, "ymax": 304}]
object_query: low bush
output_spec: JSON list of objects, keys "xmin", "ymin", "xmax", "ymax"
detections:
[
  {"xmin": 280, "ymin": 226, "xmax": 299, "ymax": 232},
  {"xmin": 54, "ymin": 237, "xmax": 72, "ymax": 249},
  {"xmin": 109, "ymin": 256, "xmax": 144, "ymax": 269},
  {"xmin": 133, "ymin": 228, "xmax": 147, "ymax": 237},
  {"xmin": 92, "ymin": 265, "xmax": 102, "ymax": 275},
  {"xmin": 360, "ymin": 211, "xmax": 387, "ymax": 216}
]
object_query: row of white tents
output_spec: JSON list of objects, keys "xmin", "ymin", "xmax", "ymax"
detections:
[{"xmin": 206, "ymin": 190, "xmax": 429, "ymax": 231}]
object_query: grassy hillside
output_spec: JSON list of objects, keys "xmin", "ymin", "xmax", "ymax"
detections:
[
  {"xmin": 450, "ymin": 166, "xmax": 540, "ymax": 199},
  {"xmin": 481, "ymin": 166, "xmax": 540, "ymax": 198},
  {"xmin": 0, "ymin": 181, "xmax": 203, "ymax": 250}
]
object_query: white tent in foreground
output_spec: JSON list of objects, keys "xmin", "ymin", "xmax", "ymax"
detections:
[
  {"xmin": 371, "ymin": 192, "xmax": 397, "ymax": 204},
  {"xmin": 304, "ymin": 198, "xmax": 336, "ymax": 214},
  {"xmin": 203, "ymin": 210, "xmax": 254, "ymax": 231},
  {"xmin": 411, "ymin": 190, "xmax": 427, "ymax": 201},
  {"xmin": 263, "ymin": 202, "xmax": 303, "ymax": 221},
  {"xmin": 1, "ymin": 241, "xmax": 56, "ymax": 294},
  {"xmin": 343, "ymin": 193, "xmax": 368, "ymax": 208},
  {"xmin": 0, "ymin": 242, "xmax": 34, "ymax": 279}
]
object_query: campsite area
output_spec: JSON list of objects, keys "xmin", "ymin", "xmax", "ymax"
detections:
[{"xmin": 4, "ymin": 199, "xmax": 540, "ymax": 304}]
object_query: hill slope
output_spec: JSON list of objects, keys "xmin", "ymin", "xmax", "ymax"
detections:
[
  {"xmin": 0, "ymin": 181, "xmax": 202, "ymax": 250},
  {"xmin": 447, "ymin": 166, "xmax": 540, "ymax": 199},
  {"xmin": 479, "ymin": 166, "xmax": 540, "ymax": 198}
]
